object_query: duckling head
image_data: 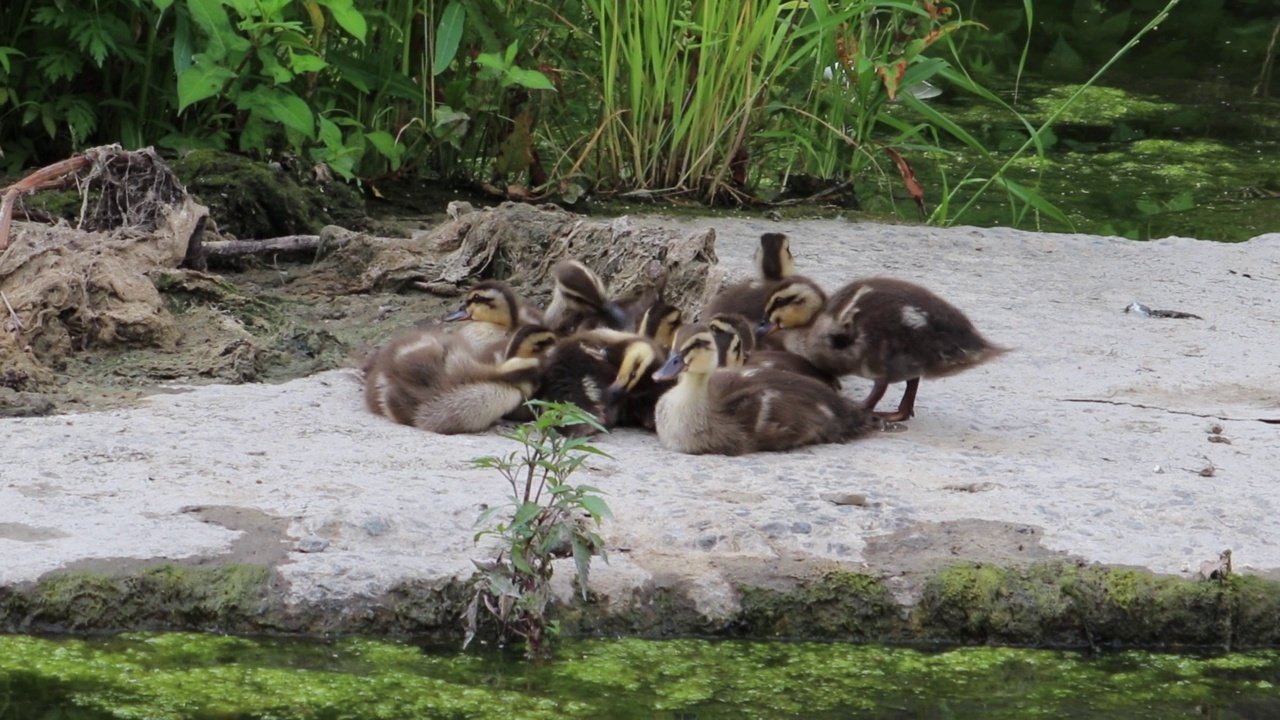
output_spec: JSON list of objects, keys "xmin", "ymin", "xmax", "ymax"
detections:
[
  {"xmin": 652, "ymin": 331, "xmax": 719, "ymax": 381},
  {"xmin": 639, "ymin": 303, "xmax": 683, "ymax": 348},
  {"xmin": 504, "ymin": 324, "xmax": 558, "ymax": 359},
  {"xmin": 753, "ymin": 232, "xmax": 795, "ymax": 282},
  {"xmin": 605, "ymin": 340, "xmax": 665, "ymax": 403},
  {"xmin": 552, "ymin": 260, "xmax": 629, "ymax": 328},
  {"xmin": 757, "ymin": 276, "xmax": 825, "ymax": 337},
  {"xmin": 444, "ymin": 280, "xmax": 521, "ymax": 329},
  {"xmin": 708, "ymin": 313, "xmax": 755, "ymax": 354}
]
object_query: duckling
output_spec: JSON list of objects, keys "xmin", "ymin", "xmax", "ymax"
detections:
[
  {"xmin": 702, "ymin": 232, "xmax": 796, "ymax": 322},
  {"xmin": 442, "ymin": 280, "xmax": 539, "ymax": 351},
  {"xmin": 754, "ymin": 231, "xmax": 795, "ymax": 282},
  {"xmin": 543, "ymin": 260, "xmax": 629, "ymax": 335},
  {"xmin": 707, "ymin": 313, "xmax": 838, "ymax": 391},
  {"xmin": 365, "ymin": 324, "xmax": 556, "ymax": 430},
  {"xmin": 637, "ymin": 301, "xmax": 683, "ymax": 350},
  {"xmin": 766, "ymin": 276, "xmax": 1009, "ymax": 422},
  {"xmin": 604, "ymin": 337, "xmax": 671, "ymax": 429},
  {"xmin": 651, "ymin": 330, "xmax": 872, "ymax": 455}
]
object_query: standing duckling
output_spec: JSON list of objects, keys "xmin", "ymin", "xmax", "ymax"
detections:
[
  {"xmin": 762, "ymin": 276, "xmax": 1009, "ymax": 422},
  {"xmin": 651, "ymin": 330, "xmax": 872, "ymax": 456},
  {"xmin": 702, "ymin": 232, "xmax": 795, "ymax": 322}
]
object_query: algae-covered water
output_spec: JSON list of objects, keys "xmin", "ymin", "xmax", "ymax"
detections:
[{"xmin": 2, "ymin": 634, "xmax": 1279, "ymax": 719}]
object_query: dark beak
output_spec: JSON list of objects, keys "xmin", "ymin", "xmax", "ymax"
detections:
[
  {"xmin": 443, "ymin": 308, "xmax": 470, "ymax": 322},
  {"xmin": 606, "ymin": 383, "xmax": 626, "ymax": 405},
  {"xmin": 755, "ymin": 319, "xmax": 778, "ymax": 338},
  {"xmin": 651, "ymin": 351, "xmax": 686, "ymax": 381}
]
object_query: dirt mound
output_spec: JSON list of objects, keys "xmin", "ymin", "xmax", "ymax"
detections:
[
  {"xmin": 301, "ymin": 202, "xmax": 720, "ymax": 311},
  {"xmin": 0, "ymin": 146, "xmax": 207, "ymax": 391}
]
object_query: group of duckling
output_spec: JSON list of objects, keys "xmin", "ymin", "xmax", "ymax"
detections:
[{"xmin": 361, "ymin": 232, "xmax": 1008, "ymax": 456}]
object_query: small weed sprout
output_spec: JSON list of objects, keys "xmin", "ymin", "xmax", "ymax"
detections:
[{"xmin": 465, "ymin": 400, "xmax": 612, "ymax": 659}]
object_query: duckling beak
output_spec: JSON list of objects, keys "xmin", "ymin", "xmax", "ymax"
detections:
[
  {"xmin": 651, "ymin": 351, "xmax": 686, "ymax": 381},
  {"xmin": 755, "ymin": 319, "xmax": 778, "ymax": 338},
  {"xmin": 605, "ymin": 383, "xmax": 626, "ymax": 405},
  {"xmin": 603, "ymin": 302, "xmax": 629, "ymax": 330},
  {"xmin": 443, "ymin": 308, "xmax": 471, "ymax": 322}
]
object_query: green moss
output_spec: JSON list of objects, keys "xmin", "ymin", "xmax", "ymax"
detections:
[
  {"xmin": 170, "ymin": 151, "xmax": 367, "ymax": 240},
  {"xmin": 5, "ymin": 565, "xmax": 270, "ymax": 633},
  {"xmin": 738, "ymin": 570, "xmax": 897, "ymax": 640},
  {"xmin": 914, "ymin": 562, "xmax": 1252, "ymax": 647}
]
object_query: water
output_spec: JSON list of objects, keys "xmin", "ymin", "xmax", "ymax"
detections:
[{"xmin": 3, "ymin": 633, "xmax": 1279, "ymax": 719}]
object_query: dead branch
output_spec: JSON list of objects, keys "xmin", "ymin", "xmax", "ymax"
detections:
[
  {"xmin": 0, "ymin": 155, "xmax": 93, "ymax": 252},
  {"xmin": 202, "ymin": 234, "xmax": 324, "ymax": 259}
]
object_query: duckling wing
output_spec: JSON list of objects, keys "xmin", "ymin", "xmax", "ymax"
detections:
[{"xmin": 712, "ymin": 369, "xmax": 869, "ymax": 451}]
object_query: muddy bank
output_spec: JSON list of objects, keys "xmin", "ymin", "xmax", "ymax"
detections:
[{"xmin": 2, "ymin": 209, "xmax": 1279, "ymax": 647}]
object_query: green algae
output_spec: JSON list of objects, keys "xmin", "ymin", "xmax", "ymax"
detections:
[{"xmin": 3, "ymin": 633, "xmax": 1280, "ymax": 719}]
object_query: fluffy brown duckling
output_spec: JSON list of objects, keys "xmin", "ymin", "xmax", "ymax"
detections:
[
  {"xmin": 651, "ymin": 329, "xmax": 872, "ymax": 455},
  {"xmin": 762, "ymin": 276, "xmax": 1009, "ymax": 422},
  {"xmin": 543, "ymin": 260, "xmax": 629, "ymax": 335},
  {"xmin": 707, "ymin": 312, "xmax": 839, "ymax": 389},
  {"xmin": 442, "ymin": 280, "xmax": 541, "ymax": 351},
  {"xmin": 366, "ymin": 324, "xmax": 557, "ymax": 434},
  {"xmin": 702, "ymin": 232, "xmax": 795, "ymax": 322},
  {"xmin": 603, "ymin": 336, "xmax": 672, "ymax": 430}
]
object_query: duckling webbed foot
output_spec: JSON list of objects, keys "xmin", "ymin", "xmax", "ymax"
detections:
[{"xmin": 862, "ymin": 377, "xmax": 919, "ymax": 423}]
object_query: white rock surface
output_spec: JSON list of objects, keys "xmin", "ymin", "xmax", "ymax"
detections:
[{"xmin": 2, "ymin": 218, "xmax": 1277, "ymax": 618}]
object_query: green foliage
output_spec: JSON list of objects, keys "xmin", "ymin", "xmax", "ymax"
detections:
[{"xmin": 466, "ymin": 400, "xmax": 612, "ymax": 660}]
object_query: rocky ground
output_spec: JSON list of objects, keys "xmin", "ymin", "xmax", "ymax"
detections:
[{"xmin": 2, "ymin": 214, "xmax": 1278, "ymax": 645}]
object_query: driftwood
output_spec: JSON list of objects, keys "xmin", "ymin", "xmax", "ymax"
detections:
[{"xmin": 0, "ymin": 155, "xmax": 93, "ymax": 251}]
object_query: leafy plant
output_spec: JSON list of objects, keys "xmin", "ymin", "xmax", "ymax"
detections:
[{"xmin": 464, "ymin": 400, "xmax": 612, "ymax": 660}]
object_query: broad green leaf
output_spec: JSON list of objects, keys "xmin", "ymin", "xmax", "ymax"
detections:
[
  {"xmin": 511, "ymin": 502, "xmax": 541, "ymax": 528},
  {"xmin": 317, "ymin": 115, "xmax": 343, "ymax": 147},
  {"xmin": 433, "ymin": 1, "xmax": 465, "ymax": 77},
  {"xmin": 0, "ymin": 47, "xmax": 26, "ymax": 75},
  {"xmin": 187, "ymin": 0, "xmax": 233, "ymax": 61},
  {"xmin": 151, "ymin": 0, "xmax": 174, "ymax": 11},
  {"xmin": 289, "ymin": 52, "xmax": 328, "ymax": 73},
  {"xmin": 317, "ymin": 0, "xmax": 367, "ymax": 41},
  {"xmin": 176, "ymin": 60, "xmax": 235, "ymax": 113},
  {"xmin": 578, "ymin": 495, "xmax": 612, "ymax": 520}
]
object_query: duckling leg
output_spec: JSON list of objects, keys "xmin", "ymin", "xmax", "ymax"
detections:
[{"xmin": 861, "ymin": 377, "xmax": 919, "ymax": 422}]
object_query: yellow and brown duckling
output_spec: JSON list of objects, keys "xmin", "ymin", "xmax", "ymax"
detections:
[
  {"xmin": 637, "ymin": 300, "xmax": 683, "ymax": 350},
  {"xmin": 603, "ymin": 336, "xmax": 671, "ymax": 430},
  {"xmin": 707, "ymin": 312, "xmax": 839, "ymax": 389},
  {"xmin": 651, "ymin": 329, "xmax": 873, "ymax": 456},
  {"xmin": 543, "ymin": 260, "xmax": 629, "ymax": 335},
  {"xmin": 442, "ymin": 280, "xmax": 541, "ymax": 351},
  {"xmin": 702, "ymin": 232, "xmax": 795, "ymax": 322},
  {"xmin": 762, "ymin": 276, "xmax": 1009, "ymax": 422}
]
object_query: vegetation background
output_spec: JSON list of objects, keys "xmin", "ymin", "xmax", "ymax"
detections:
[{"xmin": 0, "ymin": 0, "xmax": 1276, "ymax": 236}]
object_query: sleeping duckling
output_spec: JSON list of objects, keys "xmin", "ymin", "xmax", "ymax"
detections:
[
  {"xmin": 543, "ymin": 260, "xmax": 629, "ymax": 335},
  {"xmin": 764, "ymin": 276, "xmax": 1009, "ymax": 422},
  {"xmin": 707, "ymin": 312, "xmax": 839, "ymax": 390},
  {"xmin": 703, "ymin": 232, "xmax": 795, "ymax": 322},
  {"xmin": 603, "ymin": 337, "xmax": 671, "ymax": 430},
  {"xmin": 442, "ymin": 280, "xmax": 540, "ymax": 351},
  {"xmin": 651, "ymin": 330, "xmax": 872, "ymax": 455}
]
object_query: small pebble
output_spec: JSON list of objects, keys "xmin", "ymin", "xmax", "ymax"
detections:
[
  {"xmin": 820, "ymin": 492, "xmax": 868, "ymax": 506},
  {"xmin": 295, "ymin": 535, "xmax": 329, "ymax": 553}
]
